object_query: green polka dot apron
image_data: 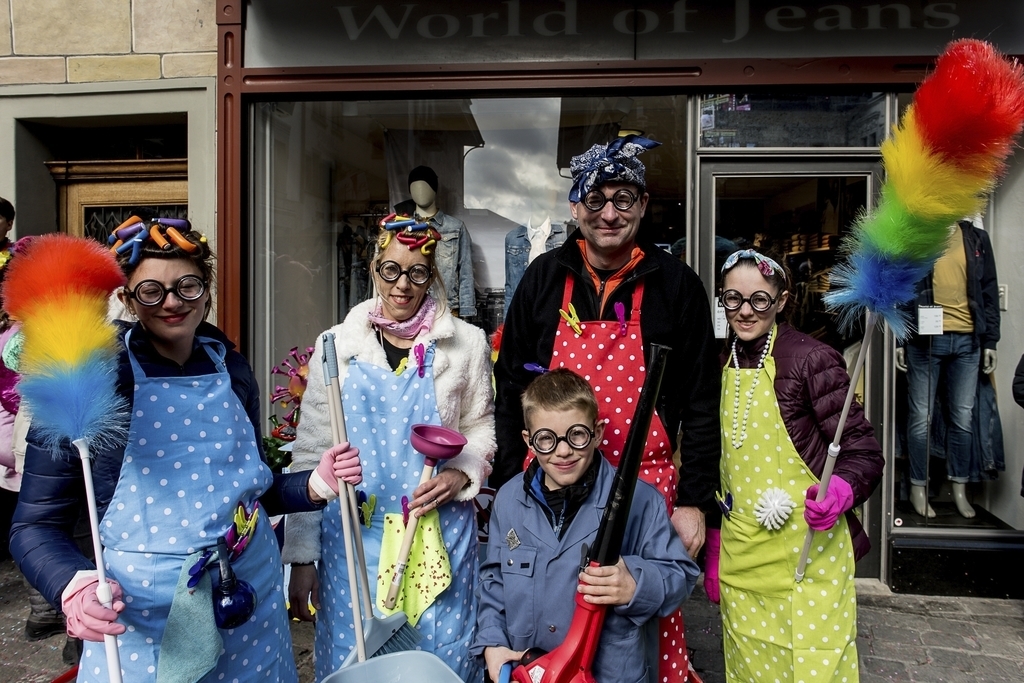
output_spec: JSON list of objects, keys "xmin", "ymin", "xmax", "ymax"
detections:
[
  {"xmin": 547, "ymin": 274, "xmax": 691, "ymax": 683},
  {"xmin": 86, "ymin": 332, "xmax": 295, "ymax": 683},
  {"xmin": 720, "ymin": 328, "xmax": 859, "ymax": 683},
  {"xmin": 315, "ymin": 343, "xmax": 480, "ymax": 683}
]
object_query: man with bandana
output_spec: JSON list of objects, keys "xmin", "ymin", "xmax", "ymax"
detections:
[{"xmin": 492, "ymin": 135, "xmax": 720, "ymax": 683}]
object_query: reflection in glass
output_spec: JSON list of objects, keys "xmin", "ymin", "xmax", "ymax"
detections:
[{"xmin": 700, "ymin": 93, "xmax": 886, "ymax": 148}]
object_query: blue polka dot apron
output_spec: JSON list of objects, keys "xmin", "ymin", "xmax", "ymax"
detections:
[
  {"xmin": 81, "ymin": 333, "xmax": 297, "ymax": 683},
  {"xmin": 720, "ymin": 328, "xmax": 859, "ymax": 683},
  {"xmin": 315, "ymin": 342, "xmax": 480, "ymax": 682},
  {"xmin": 547, "ymin": 274, "xmax": 691, "ymax": 683}
]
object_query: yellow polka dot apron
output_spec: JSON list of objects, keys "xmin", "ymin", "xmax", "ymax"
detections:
[
  {"xmin": 545, "ymin": 274, "xmax": 691, "ymax": 683},
  {"xmin": 720, "ymin": 328, "xmax": 859, "ymax": 683}
]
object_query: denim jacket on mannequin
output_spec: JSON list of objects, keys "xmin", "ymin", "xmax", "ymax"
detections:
[
  {"xmin": 503, "ymin": 221, "xmax": 568, "ymax": 316},
  {"xmin": 425, "ymin": 210, "xmax": 477, "ymax": 317}
]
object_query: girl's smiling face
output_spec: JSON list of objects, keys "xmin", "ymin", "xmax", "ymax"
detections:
[{"xmin": 722, "ymin": 263, "xmax": 788, "ymax": 342}]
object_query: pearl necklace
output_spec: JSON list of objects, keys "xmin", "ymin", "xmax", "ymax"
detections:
[{"xmin": 728, "ymin": 326, "xmax": 774, "ymax": 450}]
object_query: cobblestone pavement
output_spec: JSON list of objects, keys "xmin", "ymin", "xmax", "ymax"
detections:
[
  {"xmin": 4, "ymin": 559, "xmax": 1022, "ymax": 683},
  {"xmin": 682, "ymin": 578, "xmax": 1024, "ymax": 683}
]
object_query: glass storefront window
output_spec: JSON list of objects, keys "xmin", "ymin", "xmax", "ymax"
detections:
[
  {"xmin": 700, "ymin": 93, "xmax": 886, "ymax": 148},
  {"xmin": 249, "ymin": 95, "xmax": 689, "ymax": 418}
]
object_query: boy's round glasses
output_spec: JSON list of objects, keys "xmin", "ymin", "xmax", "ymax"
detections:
[
  {"xmin": 582, "ymin": 188, "xmax": 639, "ymax": 212},
  {"xmin": 377, "ymin": 260, "xmax": 432, "ymax": 285},
  {"xmin": 126, "ymin": 275, "xmax": 206, "ymax": 307},
  {"xmin": 720, "ymin": 289, "xmax": 779, "ymax": 313},
  {"xmin": 528, "ymin": 423, "xmax": 595, "ymax": 455}
]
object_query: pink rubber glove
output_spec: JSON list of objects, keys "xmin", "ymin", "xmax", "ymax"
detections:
[
  {"xmin": 703, "ymin": 528, "xmax": 721, "ymax": 604},
  {"xmin": 804, "ymin": 476, "xmax": 854, "ymax": 531},
  {"xmin": 309, "ymin": 441, "xmax": 362, "ymax": 501},
  {"xmin": 61, "ymin": 572, "xmax": 126, "ymax": 642}
]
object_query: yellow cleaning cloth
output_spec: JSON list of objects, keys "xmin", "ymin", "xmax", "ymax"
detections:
[{"xmin": 376, "ymin": 510, "xmax": 451, "ymax": 626}]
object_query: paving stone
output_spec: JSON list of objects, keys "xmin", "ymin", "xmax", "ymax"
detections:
[
  {"xmin": 926, "ymin": 615, "xmax": 979, "ymax": 636},
  {"xmin": 871, "ymin": 624, "xmax": 925, "ymax": 646},
  {"xmin": 860, "ymin": 656, "xmax": 911, "ymax": 680},
  {"xmin": 927, "ymin": 647, "xmax": 976, "ymax": 670},
  {"xmin": 867, "ymin": 638, "xmax": 928, "ymax": 663},
  {"xmin": 921, "ymin": 630, "xmax": 982, "ymax": 650},
  {"xmin": 907, "ymin": 665, "xmax": 974, "ymax": 683},
  {"xmin": 970, "ymin": 654, "xmax": 1024, "ymax": 678}
]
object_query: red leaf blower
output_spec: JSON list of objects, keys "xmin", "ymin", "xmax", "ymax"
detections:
[{"xmin": 509, "ymin": 343, "xmax": 671, "ymax": 683}]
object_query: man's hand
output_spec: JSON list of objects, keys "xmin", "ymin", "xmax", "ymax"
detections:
[
  {"xmin": 983, "ymin": 348, "xmax": 997, "ymax": 374},
  {"xmin": 484, "ymin": 646, "xmax": 524, "ymax": 683},
  {"xmin": 577, "ymin": 557, "xmax": 636, "ymax": 606},
  {"xmin": 288, "ymin": 564, "xmax": 319, "ymax": 622},
  {"xmin": 671, "ymin": 506, "xmax": 706, "ymax": 558}
]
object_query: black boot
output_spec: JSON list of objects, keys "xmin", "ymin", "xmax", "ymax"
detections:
[
  {"xmin": 24, "ymin": 584, "xmax": 65, "ymax": 641},
  {"xmin": 62, "ymin": 636, "xmax": 83, "ymax": 666}
]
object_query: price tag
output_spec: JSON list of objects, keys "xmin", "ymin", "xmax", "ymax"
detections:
[
  {"xmin": 917, "ymin": 305, "xmax": 943, "ymax": 336},
  {"xmin": 715, "ymin": 302, "xmax": 728, "ymax": 339}
]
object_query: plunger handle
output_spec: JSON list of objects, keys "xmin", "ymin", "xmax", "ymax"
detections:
[{"xmin": 383, "ymin": 462, "xmax": 436, "ymax": 609}]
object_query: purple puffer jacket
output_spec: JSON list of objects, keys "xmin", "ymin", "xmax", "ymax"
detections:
[{"xmin": 727, "ymin": 323, "xmax": 884, "ymax": 560}]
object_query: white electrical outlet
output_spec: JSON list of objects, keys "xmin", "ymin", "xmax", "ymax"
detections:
[{"xmin": 998, "ymin": 284, "xmax": 1008, "ymax": 311}]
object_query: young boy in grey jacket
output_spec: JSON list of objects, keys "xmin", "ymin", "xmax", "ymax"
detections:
[{"xmin": 473, "ymin": 369, "xmax": 698, "ymax": 683}]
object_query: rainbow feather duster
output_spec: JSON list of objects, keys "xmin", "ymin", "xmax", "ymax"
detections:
[
  {"xmin": 825, "ymin": 39, "xmax": 1024, "ymax": 339},
  {"xmin": 1, "ymin": 234, "xmax": 129, "ymax": 454}
]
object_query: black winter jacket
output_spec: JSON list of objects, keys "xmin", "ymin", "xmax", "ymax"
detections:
[
  {"xmin": 10, "ymin": 320, "xmax": 324, "ymax": 608},
  {"xmin": 493, "ymin": 232, "xmax": 721, "ymax": 510},
  {"xmin": 729, "ymin": 323, "xmax": 884, "ymax": 559},
  {"xmin": 905, "ymin": 220, "xmax": 999, "ymax": 350}
]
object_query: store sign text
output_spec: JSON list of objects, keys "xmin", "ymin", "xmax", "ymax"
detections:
[{"xmin": 334, "ymin": 1, "xmax": 960, "ymax": 42}]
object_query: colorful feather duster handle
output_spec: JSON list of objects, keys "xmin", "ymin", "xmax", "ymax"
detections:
[
  {"xmin": 1, "ymin": 234, "xmax": 129, "ymax": 683},
  {"xmin": 825, "ymin": 39, "xmax": 1024, "ymax": 339},
  {"xmin": 796, "ymin": 40, "xmax": 1024, "ymax": 585}
]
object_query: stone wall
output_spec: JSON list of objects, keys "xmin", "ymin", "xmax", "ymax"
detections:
[{"xmin": 0, "ymin": 0, "xmax": 217, "ymax": 85}]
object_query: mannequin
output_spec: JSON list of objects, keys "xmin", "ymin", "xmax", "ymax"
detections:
[
  {"xmin": 503, "ymin": 193, "xmax": 566, "ymax": 316},
  {"xmin": 896, "ymin": 218, "xmax": 1000, "ymax": 518},
  {"xmin": 407, "ymin": 165, "xmax": 476, "ymax": 317}
]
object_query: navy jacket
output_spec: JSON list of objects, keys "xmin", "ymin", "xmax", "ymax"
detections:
[
  {"xmin": 494, "ymin": 232, "xmax": 721, "ymax": 510},
  {"xmin": 10, "ymin": 320, "xmax": 324, "ymax": 608},
  {"xmin": 905, "ymin": 220, "xmax": 1000, "ymax": 350}
]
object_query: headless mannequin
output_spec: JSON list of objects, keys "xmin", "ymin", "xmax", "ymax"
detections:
[{"xmin": 895, "ymin": 222, "xmax": 997, "ymax": 519}]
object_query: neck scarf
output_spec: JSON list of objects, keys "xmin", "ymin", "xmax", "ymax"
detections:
[{"xmin": 367, "ymin": 294, "xmax": 436, "ymax": 340}]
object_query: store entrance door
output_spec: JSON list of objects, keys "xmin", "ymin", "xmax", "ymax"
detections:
[{"xmin": 697, "ymin": 156, "xmax": 885, "ymax": 577}]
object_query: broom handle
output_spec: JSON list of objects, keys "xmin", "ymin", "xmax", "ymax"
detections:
[
  {"xmin": 795, "ymin": 312, "xmax": 876, "ymax": 582},
  {"xmin": 321, "ymin": 335, "xmax": 374, "ymax": 614},
  {"xmin": 323, "ymin": 334, "xmax": 367, "ymax": 662},
  {"xmin": 383, "ymin": 465, "xmax": 435, "ymax": 610},
  {"xmin": 74, "ymin": 438, "xmax": 123, "ymax": 683}
]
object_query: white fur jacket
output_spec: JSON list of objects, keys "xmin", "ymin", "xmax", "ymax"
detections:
[{"xmin": 281, "ymin": 298, "xmax": 496, "ymax": 564}]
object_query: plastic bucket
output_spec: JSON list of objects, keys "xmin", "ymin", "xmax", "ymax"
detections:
[{"xmin": 320, "ymin": 650, "xmax": 463, "ymax": 683}]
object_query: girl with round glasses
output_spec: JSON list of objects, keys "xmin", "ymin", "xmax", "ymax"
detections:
[
  {"xmin": 12, "ymin": 218, "xmax": 359, "ymax": 683},
  {"xmin": 710, "ymin": 249, "xmax": 883, "ymax": 683},
  {"xmin": 284, "ymin": 218, "xmax": 495, "ymax": 682}
]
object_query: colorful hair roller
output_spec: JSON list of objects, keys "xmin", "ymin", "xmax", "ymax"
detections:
[
  {"xmin": 165, "ymin": 227, "xmax": 199, "ymax": 253},
  {"xmin": 115, "ymin": 231, "xmax": 147, "ymax": 265},
  {"xmin": 112, "ymin": 215, "xmax": 142, "ymax": 234},
  {"xmin": 109, "ymin": 239, "xmax": 124, "ymax": 252},
  {"xmin": 149, "ymin": 225, "xmax": 171, "ymax": 250},
  {"xmin": 109, "ymin": 221, "xmax": 145, "ymax": 245},
  {"xmin": 381, "ymin": 231, "xmax": 394, "ymax": 250},
  {"xmin": 419, "ymin": 227, "xmax": 442, "ymax": 255},
  {"xmin": 155, "ymin": 217, "xmax": 190, "ymax": 230},
  {"xmin": 385, "ymin": 218, "xmax": 418, "ymax": 230},
  {"xmin": 379, "ymin": 212, "xmax": 397, "ymax": 227}
]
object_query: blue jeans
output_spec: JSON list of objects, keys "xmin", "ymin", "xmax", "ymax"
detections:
[{"xmin": 905, "ymin": 333, "xmax": 979, "ymax": 485}]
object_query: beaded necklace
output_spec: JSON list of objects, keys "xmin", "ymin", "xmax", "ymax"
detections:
[{"xmin": 728, "ymin": 325, "xmax": 774, "ymax": 450}]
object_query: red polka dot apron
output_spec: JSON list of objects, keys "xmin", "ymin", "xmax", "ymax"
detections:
[
  {"xmin": 543, "ymin": 274, "xmax": 691, "ymax": 683},
  {"xmin": 719, "ymin": 330, "xmax": 859, "ymax": 683}
]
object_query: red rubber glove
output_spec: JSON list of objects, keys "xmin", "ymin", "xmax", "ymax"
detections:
[
  {"xmin": 804, "ymin": 476, "xmax": 854, "ymax": 531},
  {"xmin": 61, "ymin": 571, "xmax": 126, "ymax": 642},
  {"xmin": 703, "ymin": 528, "xmax": 720, "ymax": 604},
  {"xmin": 309, "ymin": 442, "xmax": 362, "ymax": 500}
]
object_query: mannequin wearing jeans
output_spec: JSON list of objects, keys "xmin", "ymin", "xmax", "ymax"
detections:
[{"xmin": 896, "ymin": 219, "xmax": 999, "ymax": 518}]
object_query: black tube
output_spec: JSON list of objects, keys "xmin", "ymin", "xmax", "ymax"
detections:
[{"xmin": 587, "ymin": 343, "xmax": 671, "ymax": 567}]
